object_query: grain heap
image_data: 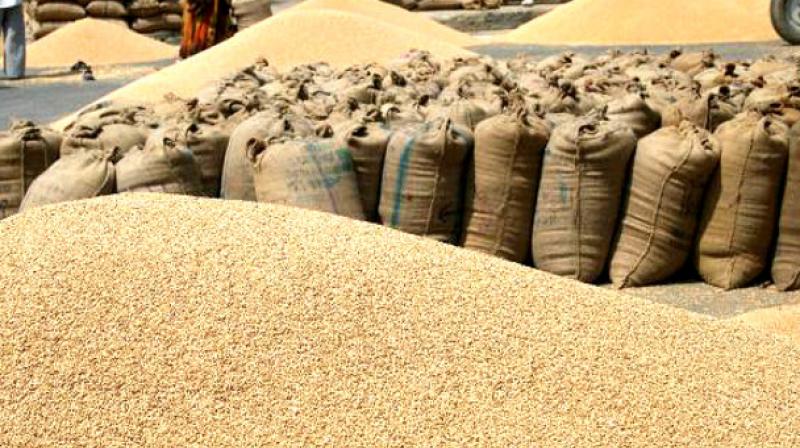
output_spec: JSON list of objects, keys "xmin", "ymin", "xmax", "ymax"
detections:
[
  {"xmin": 87, "ymin": 9, "xmax": 475, "ymax": 105},
  {"xmin": 502, "ymin": 0, "xmax": 779, "ymax": 45},
  {"xmin": 733, "ymin": 305, "xmax": 800, "ymax": 344},
  {"xmin": 1, "ymin": 194, "xmax": 799, "ymax": 446},
  {"xmin": 293, "ymin": 0, "xmax": 476, "ymax": 46},
  {"xmin": 24, "ymin": 18, "xmax": 177, "ymax": 68}
]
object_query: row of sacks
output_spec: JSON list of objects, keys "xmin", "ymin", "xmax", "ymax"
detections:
[
  {"xmin": 32, "ymin": 0, "xmax": 181, "ymax": 38},
  {"xmin": 7, "ymin": 50, "xmax": 800, "ymax": 291}
]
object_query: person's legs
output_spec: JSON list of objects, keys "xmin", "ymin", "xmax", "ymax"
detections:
[{"xmin": 2, "ymin": 5, "xmax": 25, "ymax": 79}]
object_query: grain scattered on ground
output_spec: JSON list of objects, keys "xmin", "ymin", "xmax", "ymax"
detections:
[
  {"xmin": 502, "ymin": 0, "xmax": 780, "ymax": 45},
  {"xmin": 24, "ymin": 18, "xmax": 177, "ymax": 68},
  {"xmin": 1, "ymin": 193, "xmax": 799, "ymax": 447}
]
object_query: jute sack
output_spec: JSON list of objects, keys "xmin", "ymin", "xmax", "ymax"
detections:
[
  {"xmin": 428, "ymin": 99, "xmax": 491, "ymax": 131},
  {"xmin": 220, "ymin": 112, "xmax": 314, "ymax": 201},
  {"xmin": 116, "ymin": 127, "xmax": 204, "ymax": 195},
  {"xmin": 183, "ymin": 123, "xmax": 230, "ymax": 197},
  {"xmin": 249, "ymin": 139, "xmax": 365, "ymax": 220},
  {"xmin": 20, "ymin": 149, "xmax": 115, "ymax": 211},
  {"xmin": 532, "ymin": 116, "xmax": 636, "ymax": 283},
  {"xmin": 85, "ymin": 0, "xmax": 126, "ymax": 17},
  {"xmin": 462, "ymin": 111, "xmax": 550, "ymax": 262},
  {"xmin": 663, "ymin": 89, "xmax": 738, "ymax": 132},
  {"xmin": 772, "ymin": 122, "xmax": 800, "ymax": 291},
  {"xmin": 380, "ymin": 120, "xmax": 473, "ymax": 244},
  {"xmin": 695, "ymin": 112, "xmax": 789, "ymax": 289},
  {"xmin": 35, "ymin": 3, "xmax": 86, "ymax": 21},
  {"xmin": 605, "ymin": 93, "xmax": 661, "ymax": 138},
  {"xmin": 61, "ymin": 123, "xmax": 149, "ymax": 162},
  {"xmin": 0, "ymin": 124, "xmax": 61, "ymax": 218},
  {"xmin": 333, "ymin": 120, "xmax": 390, "ymax": 222},
  {"xmin": 610, "ymin": 122, "xmax": 721, "ymax": 288},
  {"xmin": 128, "ymin": 0, "xmax": 160, "ymax": 17},
  {"xmin": 132, "ymin": 13, "xmax": 182, "ymax": 32}
]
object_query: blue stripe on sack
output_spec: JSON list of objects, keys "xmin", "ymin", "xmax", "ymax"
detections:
[{"xmin": 391, "ymin": 133, "xmax": 416, "ymax": 228}]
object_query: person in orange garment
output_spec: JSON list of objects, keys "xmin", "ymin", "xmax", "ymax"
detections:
[{"xmin": 180, "ymin": 0, "xmax": 234, "ymax": 58}]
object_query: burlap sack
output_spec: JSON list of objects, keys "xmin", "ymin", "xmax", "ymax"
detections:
[
  {"xmin": 772, "ymin": 122, "xmax": 800, "ymax": 291},
  {"xmin": 380, "ymin": 120, "xmax": 473, "ymax": 244},
  {"xmin": 183, "ymin": 123, "xmax": 230, "ymax": 197},
  {"xmin": 462, "ymin": 111, "xmax": 550, "ymax": 262},
  {"xmin": 35, "ymin": 3, "xmax": 86, "ymax": 22},
  {"xmin": 250, "ymin": 139, "xmax": 365, "ymax": 220},
  {"xmin": 662, "ymin": 89, "xmax": 738, "ymax": 132},
  {"xmin": 61, "ymin": 124, "xmax": 148, "ymax": 162},
  {"xmin": 132, "ymin": 13, "xmax": 182, "ymax": 32},
  {"xmin": 610, "ymin": 122, "xmax": 721, "ymax": 288},
  {"xmin": 85, "ymin": 0, "xmax": 127, "ymax": 17},
  {"xmin": 605, "ymin": 93, "xmax": 661, "ymax": 138},
  {"xmin": 116, "ymin": 127, "xmax": 204, "ymax": 195},
  {"xmin": 333, "ymin": 121, "xmax": 390, "ymax": 222},
  {"xmin": 429, "ymin": 99, "xmax": 491, "ymax": 131},
  {"xmin": 159, "ymin": 0, "xmax": 183, "ymax": 14},
  {"xmin": 0, "ymin": 124, "xmax": 61, "ymax": 218},
  {"xmin": 232, "ymin": 0, "xmax": 272, "ymax": 30},
  {"xmin": 668, "ymin": 50, "xmax": 716, "ymax": 77},
  {"xmin": 20, "ymin": 149, "xmax": 115, "ymax": 211},
  {"xmin": 532, "ymin": 117, "xmax": 637, "ymax": 283},
  {"xmin": 695, "ymin": 112, "xmax": 789, "ymax": 289},
  {"xmin": 128, "ymin": 0, "xmax": 160, "ymax": 17},
  {"xmin": 221, "ymin": 112, "xmax": 314, "ymax": 201}
]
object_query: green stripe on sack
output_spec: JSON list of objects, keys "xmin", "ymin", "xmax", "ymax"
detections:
[{"xmin": 391, "ymin": 134, "xmax": 416, "ymax": 228}]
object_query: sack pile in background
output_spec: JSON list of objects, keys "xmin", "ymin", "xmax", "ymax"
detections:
[{"xmin": 6, "ymin": 49, "xmax": 800, "ymax": 292}]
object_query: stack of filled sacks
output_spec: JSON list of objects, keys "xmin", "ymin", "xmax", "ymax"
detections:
[
  {"xmin": 84, "ymin": 0, "xmax": 128, "ymax": 27},
  {"xmin": 128, "ymin": 0, "xmax": 183, "ymax": 36},
  {"xmin": 384, "ymin": 0, "xmax": 503, "ymax": 10},
  {"xmin": 232, "ymin": 0, "xmax": 271, "ymax": 30},
  {"xmin": 14, "ymin": 49, "xmax": 800, "ymax": 292},
  {"xmin": 32, "ymin": 0, "xmax": 87, "ymax": 38}
]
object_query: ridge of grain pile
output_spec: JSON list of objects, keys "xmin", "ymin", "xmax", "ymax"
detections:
[
  {"xmin": 501, "ymin": 0, "xmax": 779, "ymax": 45},
  {"xmin": 2, "ymin": 193, "xmax": 800, "ymax": 446},
  {"xmin": 291, "ymin": 0, "xmax": 476, "ymax": 47},
  {"xmin": 60, "ymin": 9, "xmax": 475, "ymax": 117},
  {"xmin": 24, "ymin": 18, "xmax": 176, "ymax": 68},
  {"xmin": 733, "ymin": 305, "xmax": 800, "ymax": 344}
]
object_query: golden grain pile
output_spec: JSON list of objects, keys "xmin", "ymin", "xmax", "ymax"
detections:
[
  {"xmin": 91, "ymin": 8, "xmax": 474, "ymax": 105},
  {"xmin": 503, "ymin": 0, "xmax": 779, "ymax": 45},
  {"xmin": 1, "ymin": 193, "xmax": 799, "ymax": 447},
  {"xmin": 25, "ymin": 18, "xmax": 177, "ymax": 68},
  {"xmin": 734, "ymin": 304, "xmax": 800, "ymax": 344},
  {"xmin": 293, "ymin": 0, "xmax": 476, "ymax": 47}
]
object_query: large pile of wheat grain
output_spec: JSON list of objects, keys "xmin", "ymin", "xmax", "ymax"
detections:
[
  {"xmin": 1, "ymin": 193, "xmax": 799, "ymax": 447},
  {"xmin": 502, "ymin": 0, "xmax": 779, "ymax": 45},
  {"xmin": 25, "ymin": 18, "xmax": 177, "ymax": 68},
  {"xmin": 291, "ymin": 0, "xmax": 476, "ymax": 47},
  {"xmin": 85, "ymin": 9, "xmax": 474, "ymax": 105}
]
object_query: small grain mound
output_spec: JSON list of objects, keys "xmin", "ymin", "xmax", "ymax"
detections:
[
  {"xmin": 292, "ymin": 0, "xmax": 476, "ymax": 46},
  {"xmin": 25, "ymin": 18, "xmax": 177, "ymax": 68},
  {"xmin": 733, "ymin": 305, "xmax": 800, "ymax": 344},
  {"xmin": 1, "ymin": 193, "xmax": 799, "ymax": 446},
  {"xmin": 92, "ymin": 10, "xmax": 474, "ymax": 104},
  {"xmin": 502, "ymin": 0, "xmax": 779, "ymax": 45}
]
